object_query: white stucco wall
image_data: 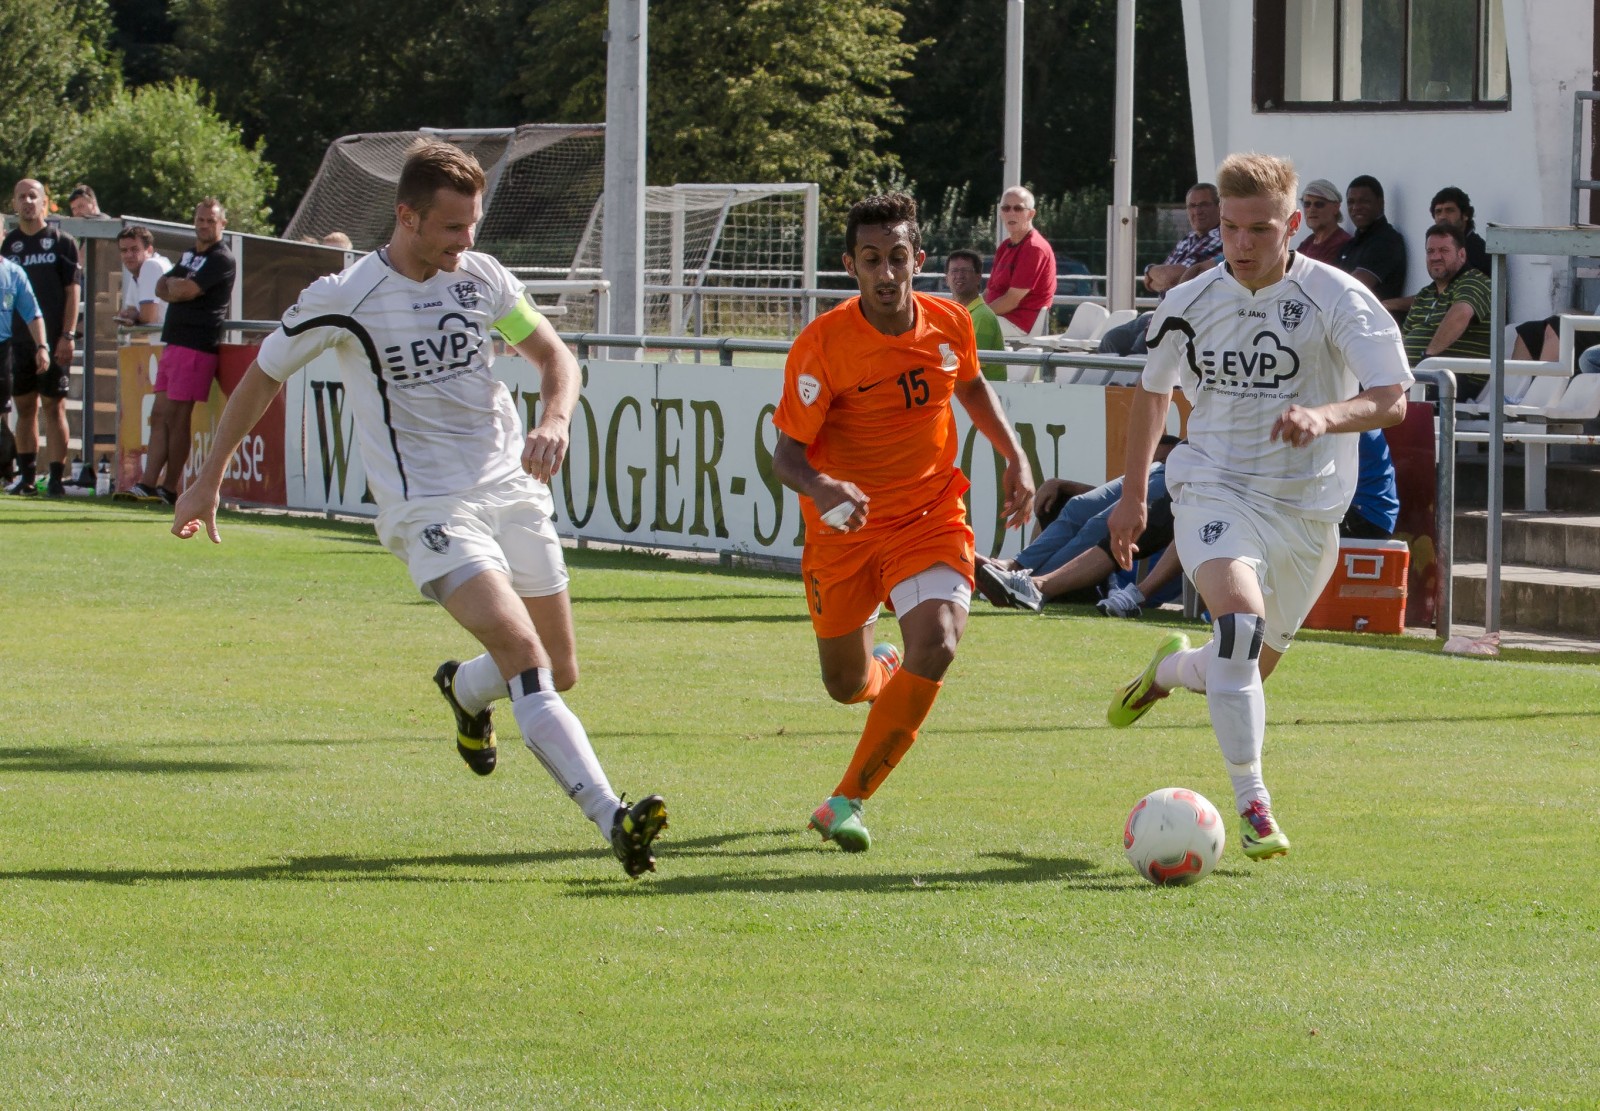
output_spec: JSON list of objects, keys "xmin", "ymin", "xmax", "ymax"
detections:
[{"xmin": 1179, "ymin": 0, "xmax": 1593, "ymax": 322}]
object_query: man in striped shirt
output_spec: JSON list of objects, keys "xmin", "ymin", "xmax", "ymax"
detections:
[{"xmin": 1400, "ymin": 223, "xmax": 1491, "ymax": 366}]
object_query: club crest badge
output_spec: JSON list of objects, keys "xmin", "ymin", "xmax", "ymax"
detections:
[
  {"xmin": 797, "ymin": 373, "xmax": 821, "ymax": 405},
  {"xmin": 939, "ymin": 342, "xmax": 958, "ymax": 371},
  {"xmin": 1200, "ymin": 521, "xmax": 1229, "ymax": 545},
  {"xmin": 39, "ymin": 237, "xmax": 53, "ymax": 251},
  {"xmin": 448, "ymin": 280, "xmax": 480, "ymax": 309},
  {"xmin": 1277, "ymin": 298, "xmax": 1309, "ymax": 332},
  {"xmin": 421, "ymin": 524, "xmax": 450, "ymax": 554}
]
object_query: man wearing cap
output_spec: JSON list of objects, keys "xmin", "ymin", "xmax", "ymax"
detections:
[{"xmin": 1294, "ymin": 180, "xmax": 1351, "ymax": 264}]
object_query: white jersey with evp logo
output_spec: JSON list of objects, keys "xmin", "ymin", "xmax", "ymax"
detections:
[
  {"xmin": 1141, "ymin": 251, "xmax": 1412, "ymax": 522},
  {"xmin": 256, "ymin": 249, "xmax": 538, "ymax": 507}
]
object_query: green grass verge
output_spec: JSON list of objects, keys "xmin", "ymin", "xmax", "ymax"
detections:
[{"xmin": 1, "ymin": 498, "xmax": 1596, "ymax": 1108}]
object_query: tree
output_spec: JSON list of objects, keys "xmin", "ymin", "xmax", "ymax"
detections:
[
  {"xmin": 172, "ymin": 0, "xmax": 526, "ymax": 226},
  {"xmin": 894, "ymin": 0, "xmax": 1193, "ymax": 215},
  {"xmin": 511, "ymin": 0, "xmax": 919, "ymax": 220},
  {"xmin": 0, "ymin": 0, "xmax": 120, "ymax": 190},
  {"xmin": 54, "ymin": 79, "xmax": 277, "ymax": 232}
]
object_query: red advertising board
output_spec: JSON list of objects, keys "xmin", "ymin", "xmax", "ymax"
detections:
[{"xmin": 116, "ymin": 342, "xmax": 287, "ymax": 506}]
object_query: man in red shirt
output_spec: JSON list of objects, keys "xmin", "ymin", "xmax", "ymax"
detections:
[
  {"xmin": 985, "ymin": 186, "xmax": 1057, "ymax": 337},
  {"xmin": 773, "ymin": 192, "xmax": 1034, "ymax": 852}
]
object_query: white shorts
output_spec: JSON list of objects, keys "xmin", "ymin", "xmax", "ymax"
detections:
[
  {"xmin": 1172, "ymin": 484, "xmax": 1338, "ymax": 654},
  {"xmin": 375, "ymin": 474, "xmax": 569, "ymax": 603}
]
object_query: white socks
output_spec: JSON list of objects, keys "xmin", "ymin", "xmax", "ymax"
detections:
[
  {"xmin": 1156, "ymin": 644, "xmax": 1211, "ymax": 694},
  {"xmin": 508, "ymin": 667, "xmax": 621, "ymax": 837},
  {"xmin": 1203, "ymin": 613, "xmax": 1269, "ymax": 813},
  {"xmin": 453, "ymin": 652, "xmax": 509, "ymax": 713}
]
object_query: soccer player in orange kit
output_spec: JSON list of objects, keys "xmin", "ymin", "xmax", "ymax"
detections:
[{"xmin": 771, "ymin": 192, "xmax": 1035, "ymax": 852}]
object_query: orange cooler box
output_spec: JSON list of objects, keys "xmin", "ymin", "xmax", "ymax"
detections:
[{"xmin": 1303, "ymin": 539, "xmax": 1410, "ymax": 634}]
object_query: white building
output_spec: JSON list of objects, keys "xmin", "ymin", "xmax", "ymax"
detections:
[{"xmin": 1180, "ymin": 0, "xmax": 1594, "ymax": 322}]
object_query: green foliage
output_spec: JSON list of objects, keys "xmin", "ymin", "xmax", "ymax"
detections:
[
  {"xmin": 511, "ymin": 0, "xmax": 919, "ymax": 223},
  {"xmin": 896, "ymin": 0, "xmax": 1194, "ymax": 218},
  {"xmin": 172, "ymin": 0, "xmax": 526, "ymax": 227},
  {"xmin": 54, "ymin": 79, "xmax": 277, "ymax": 232},
  {"xmin": 2, "ymin": 497, "xmax": 1600, "ymax": 1105},
  {"xmin": 0, "ymin": 0, "xmax": 120, "ymax": 190}
]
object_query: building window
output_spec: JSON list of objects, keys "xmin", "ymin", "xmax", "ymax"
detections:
[{"xmin": 1254, "ymin": 0, "xmax": 1510, "ymax": 111}]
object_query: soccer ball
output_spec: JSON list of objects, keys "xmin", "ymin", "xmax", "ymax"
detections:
[{"xmin": 1123, "ymin": 787, "xmax": 1226, "ymax": 886}]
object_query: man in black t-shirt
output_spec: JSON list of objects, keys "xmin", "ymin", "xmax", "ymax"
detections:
[
  {"xmin": 1335, "ymin": 175, "xmax": 1409, "ymax": 310},
  {"xmin": 127, "ymin": 197, "xmax": 236, "ymax": 502},
  {"xmin": 5, "ymin": 179, "xmax": 81, "ymax": 497}
]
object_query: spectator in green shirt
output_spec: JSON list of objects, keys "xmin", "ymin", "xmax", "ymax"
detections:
[
  {"xmin": 944, "ymin": 248, "xmax": 1006, "ymax": 381},
  {"xmin": 1401, "ymin": 223, "xmax": 1491, "ymax": 369}
]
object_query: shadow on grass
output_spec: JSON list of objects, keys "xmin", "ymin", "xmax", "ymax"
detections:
[
  {"xmin": 566, "ymin": 848, "xmax": 1132, "ymax": 898},
  {"xmin": 583, "ymin": 593, "xmax": 795, "ymax": 605},
  {"xmin": 0, "ymin": 747, "xmax": 267, "ymax": 775},
  {"xmin": 0, "ymin": 848, "xmax": 598, "ymax": 886},
  {"xmin": 1279, "ymin": 706, "xmax": 1600, "ymax": 727}
]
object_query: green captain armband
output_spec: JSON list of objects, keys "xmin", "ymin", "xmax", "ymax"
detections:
[{"xmin": 492, "ymin": 297, "xmax": 544, "ymax": 345}]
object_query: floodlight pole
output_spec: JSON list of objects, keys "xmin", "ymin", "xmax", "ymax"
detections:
[
  {"xmin": 602, "ymin": 0, "xmax": 647, "ymax": 349},
  {"xmin": 1107, "ymin": 0, "xmax": 1138, "ymax": 312}
]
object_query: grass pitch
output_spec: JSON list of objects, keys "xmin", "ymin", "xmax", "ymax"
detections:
[{"xmin": 1, "ymin": 498, "xmax": 1596, "ymax": 1108}]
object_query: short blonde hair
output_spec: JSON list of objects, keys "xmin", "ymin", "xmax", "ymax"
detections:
[{"xmin": 1216, "ymin": 153, "xmax": 1298, "ymax": 219}]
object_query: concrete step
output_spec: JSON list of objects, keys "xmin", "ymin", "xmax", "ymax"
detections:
[
  {"xmin": 1453, "ymin": 562, "xmax": 1600, "ymax": 636},
  {"xmin": 1454, "ymin": 457, "xmax": 1600, "ymax": 512},
  {"xmin": 1454, "ymin": 510, "xmax": 1600, "ymax": 573}
]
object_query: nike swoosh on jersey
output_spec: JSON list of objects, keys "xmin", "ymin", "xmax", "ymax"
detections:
[{"xmin": 857, "ymin": 381, "xmax": 884, "ymax": 392}]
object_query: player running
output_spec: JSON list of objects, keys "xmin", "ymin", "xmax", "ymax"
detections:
[
  {"xmin": 1105, "ymin": 152, "xmax": 1411, "ymax": 860},
  {"xmin": 171, "ymin": 140, "xmax": 667, "ymax": 878},
  {"xmin": 772, "ymin": 192, "xmax": 1034, "ymax": 852}
]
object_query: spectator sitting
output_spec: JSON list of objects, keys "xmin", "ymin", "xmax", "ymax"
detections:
[
  {"xmin": 1294, "ymin": 179, "xmax": 1351, "ymax": 264},
  {"xmin": 67, "ymin": 183, "xmax": 113, "ymax": 220},
  {"xmin": 1336, "ymin": 174, "xmax": 1409, "ymax": 307},
  {"xmin": 973, "ymin": 435, "xmax": 1181, "ymax": 610},
  {"xmin": 1402, "ymin": 223, "xmax": 1491, "ymax": 369},
  {"xmin": 114, "ymin": 225, "xmax": 172, "ymax": 328},
  {"xmin": 944, "ymin": 248, "xmax": 1005, "ymax": 380},
  {"xmin": 984, "ymin": 186, "xmax": 1056, "ymax": 338},
  {"xmin": 322, "ymin": 231, "xmax": 354, "ymax": 250},
  {"xmin": 1099, "ymin": 183, "xmax": 1222, "ymax": 356},
  {"xmin": 1429, "ymin": 186, "xmax": 1489, "ymax": 276}
]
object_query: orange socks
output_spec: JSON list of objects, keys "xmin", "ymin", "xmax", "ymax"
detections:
[
  {"xmin": 833, "ymin": 669, "xmax": 941, "ymax": 800},
  {"xmin": 843, "ymin": 652, "xmax": 896, "ymax": 705}
]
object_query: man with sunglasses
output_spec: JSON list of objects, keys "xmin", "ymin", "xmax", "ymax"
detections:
[
  {"xmin": 984, "ymin": 186, "xmax": 1056, "ymax": 337},
  {"xmin": 1293, "ymin": 179, "xmax": 1350, "ymax": 264}
]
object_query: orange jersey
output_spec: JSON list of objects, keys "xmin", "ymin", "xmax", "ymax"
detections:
[{"xmin": 773, "ymin": 292, "xmax": 981, "ymax": 532}]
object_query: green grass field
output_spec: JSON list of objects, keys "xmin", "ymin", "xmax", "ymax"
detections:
[{"xmin": 2, "ymin": 498, "xmax": 1597, "ymax": 1108}]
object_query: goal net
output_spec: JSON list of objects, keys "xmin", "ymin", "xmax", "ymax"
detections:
[{"xmin": 567, "ymin": 183, "xmax": 819, "ymax": 338}]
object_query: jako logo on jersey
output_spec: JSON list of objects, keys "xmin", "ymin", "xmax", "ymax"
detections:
[
  {"xmin": 797, "ymin": 374, "xmax": 821, "ymax": 405},
  {"xmin": 411, "ymin": 300, "xmax": 443, "ymax": 311},
  {"xmin": 1277, "ymin": 298, "xmax": 1309, "ymax": 332},
  {"xmin": 448, "ymin": 281, "xmax": 480, "ymax": 309},
  {"xmin": 1200, "ymin": 521, "xmax": 1228, "ymax": 545},
  {"xmin": 939, "ymin": 342, "xmax": 958, "ymax": 370},
  {"xmin": 1198, "ymin": 330, "xmax": 1300, "ymax": 389},
  {"xmin": 8, "ymin": 242, "xmax": 20, "ymax": 253},
  {"xmin": 421, "ymin": 524, "xmax": 450, "ymax": 554}
]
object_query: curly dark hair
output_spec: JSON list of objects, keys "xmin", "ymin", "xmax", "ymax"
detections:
[{"xmin": 845, "ymin": 192, "xmax": 921, "ymax": 255}]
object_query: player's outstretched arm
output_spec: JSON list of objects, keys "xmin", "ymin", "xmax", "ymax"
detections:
[
  {"xmin": 1107, "ymin": 386, "xmax": 1171, "ymax": 570},
  {"xmin": 772, "ymin": 432, "xmax": 869, "ymax": 532},
  {"xmin": 1271, "ymin": 383, "xmax": 1407, "ymax": 448},
  {"xmin": 172, "ymin": 362, "xmax": 284, "ymax": 543},
  {"xmin": 953, "ymin": 376, "xmax": 1035, "ymax": 528},
  {"xmin": 508, "ymin": 316, "xmax": 577, "ymax": 483}
]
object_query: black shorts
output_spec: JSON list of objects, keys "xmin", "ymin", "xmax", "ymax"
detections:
[
  {"xmin": 0, "ymin": 343, "xmax": 11, "ymax": 410},
  {"xmin": 9, "ymin": 340, "xmax": 70, "ymax": 399}
]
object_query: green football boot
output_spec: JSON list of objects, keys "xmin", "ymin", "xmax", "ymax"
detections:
[
  {"xmin": 1107, "ymin": 632, "xmax": 1191, "ymax": 728},
  {"xmin": 807, "ymin": 795, "xmax": 871, "ymax": 853},
  {"xmin": 1239, "ymin": 799, "xmax": 1291, "ymax": 860}
]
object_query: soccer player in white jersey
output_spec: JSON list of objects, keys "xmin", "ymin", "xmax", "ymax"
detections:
[
  {"xmin": 1104, "ymin": 152, "xmax": 1412, "ymax": 861},
  {"xmin": 170, "ymin": 140, "xmax": 668, "ymax": 878}
]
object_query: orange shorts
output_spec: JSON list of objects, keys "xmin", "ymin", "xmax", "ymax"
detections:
[{"xmin": 801, "ymin": 497, "xmax": 975, "ymax": 639}]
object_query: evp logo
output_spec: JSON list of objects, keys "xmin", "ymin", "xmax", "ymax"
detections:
[{"xmin": 1197, "ymin": 331, "xmax": 1300, "ymax": 389}]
